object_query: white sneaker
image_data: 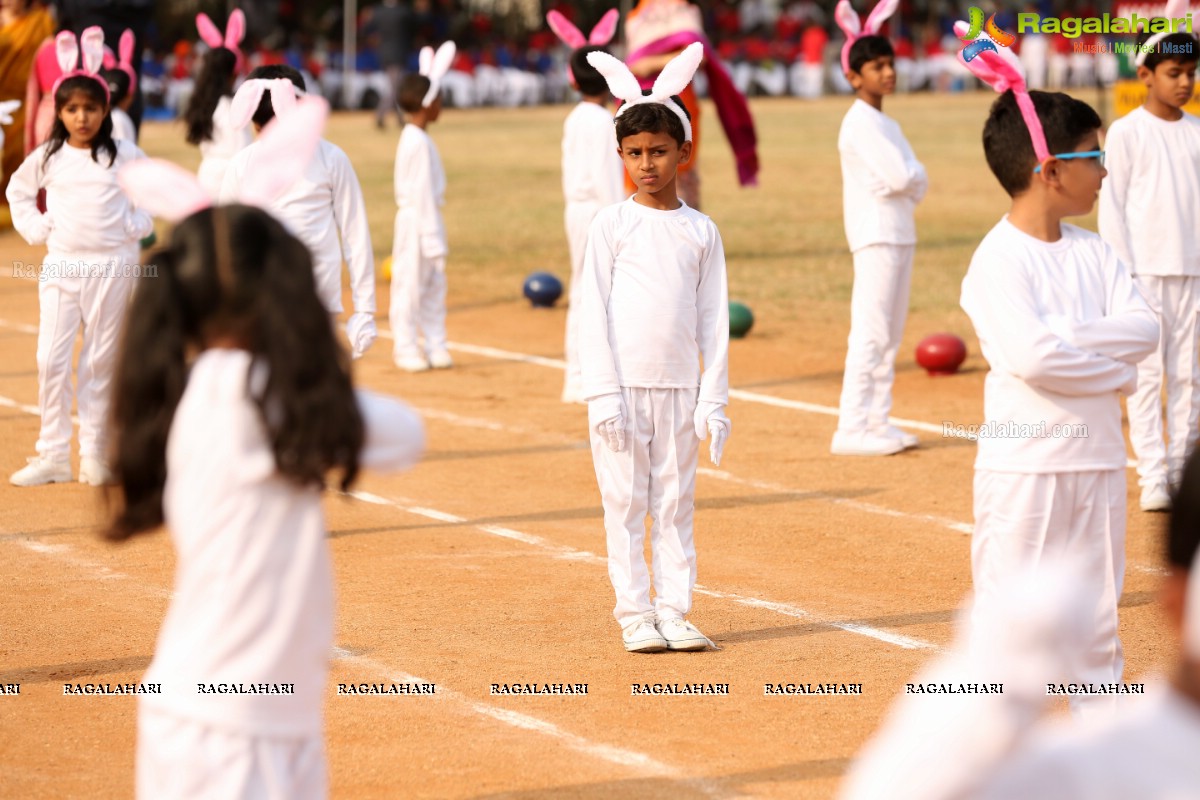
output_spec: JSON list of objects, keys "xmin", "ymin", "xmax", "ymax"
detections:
[
  {"xmin": 1140, "ymin": 482, "xmax": 1171, "ymax": 512},
  {"xmin": 10, "ymin": 455, "xmax": 72, "ymax": 487},
  {"xmin": 877, "ymin": 425, "xmax": 919, "ymax": 450},
  {"xmin": 429, "ymin": 350, "xmax": 453, "ymax": 369},
  {"xmin": 395, "ymin": 355, "xmax": 430, "ymax": 373},
  {"xmin": 622, "ymin": 618, "xmax": 669, "ymax": 653},
  {"xmin": 79, "ymin": 456, "xmax": 114, "ymax": 487},
  {"xmin": 656, "ymin": 618, "xmax": 710, "ymax": 651},
  {"xmin": 831, "ymin": 430, "xmax": 905, "ymax": 456}
]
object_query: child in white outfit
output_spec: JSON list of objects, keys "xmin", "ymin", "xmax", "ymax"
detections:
[
  {"xmin": 1098, "ymin": 31, "xmax": 1200, "ymax": 511},
  {"xmin": 6, "ymin": 29, "xmax": 153, "ymax": 487},
  {"xmin": 580, "ymin": 44, "xmax": 730, "ymax": 653},
  {"xmin": 832, "ymin": 30, "xmax": 927, "ymax": 456}
]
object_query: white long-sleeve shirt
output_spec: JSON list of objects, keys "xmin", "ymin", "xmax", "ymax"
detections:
[
  {"xmin": 561, "ymin": 101, "xmax": 623, "ymax": 208},
  {"xmin": 6, "ymin": 138, "xmax": 151, "ymax": 252},
  {"xmin": 110, "ymin": 108, "xmax": 136, "ymax": 143},
  {"xmin": 197, "ymin": 95, "xmax": 252, "ymax": 199},
  {"xmin": 577, "ymin": 198, "xmax": 729, "ymax": 403},
  {"xmin": 393, "ymin": 124, "xmax": 446, "ymax": 260},
  {"xmin": 960, "ymin": 218, "xmax": 1158, "ymax": 473},
  {"xmin": 142, "ymin": 348, "xmax": 424, "ymax": 736},
  {"xmin": 839, "ymin": 99, "xmax": 927, "ymax": 252},
  {"xmin": 221, "ymin": 138, "xmax": 375, "ymax": 315},
  {"xmin": 1098, "ymin": 107, "xmax": 1200, "ymax": 277}
]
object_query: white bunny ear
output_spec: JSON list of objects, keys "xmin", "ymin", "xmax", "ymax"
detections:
[
  {"xmin": 650, "ymin": 41, "xmax": 703, "ymax": 100},
  {"xmin": 80, "ymin": 26, "xmax": 106, "ymax": 75},
  {"xmin": 585, "ymin": 50, "xmax": 643, "ymax": 103},
  {"xmin": 0, "ymin": 99, "xmax": 20, "ymax": 126},
  {"xmin": 418, "ymin": 46, "xmax": 434, "ymax": 76},
  {"xmin": 239, "ymin": 96, "xmax": 329, "ymax": 207},
  {"xmin": 56, "ymin": 31, "xmax": 79, "ymax": 75},
  {"xmin": 1166, "ymin": 0, "xmax": 1188, "ymax": 20},
  {"xmin": 268, "ymin": 79, "xmax": 298, "ymax": 117},
  {"xmin": 230, "ymin": 79, "xmax": 268, "ymax": 129},
  {"xmin": 118, "ymin": 159, "xmax": 213, "ymax": 223},
  {"xmin": 431, "ymin": 41, "xmax": 456, "ymax": 79},
  {"xmin": 863, "ymin": 0, "xmax": 900, "ymax": 34}
]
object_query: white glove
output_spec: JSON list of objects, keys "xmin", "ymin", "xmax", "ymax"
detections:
[
  {"xmin": 694, "ymin": 401, "xmax": 731, "ymax": 466},
  {"xmin": 588, "ymin": 392, "xmax": 626, "ymax": 452},
  {"xmin": 346, "ymin": 312, "xmax": 377, "ymax": 359},
  {"xmin": 124, "ymin": 208, "xmax": 155, "ymax": 240}
]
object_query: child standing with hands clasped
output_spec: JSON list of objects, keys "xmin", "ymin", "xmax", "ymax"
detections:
[
  {"xmin": 958, "ymin": 47, "xmax": 1158, "ymax": 719},
  {"xmin": 5, "ymin": 28, "xmax": 153, "ymax": 487},
  {"xmin": 1098, "ymin": 10, "xmax": 1200, "ymax": 512},
  {"xmin": 390, "ymin": 42, "xmax": 455, "ymax": 373},
  {"xmin": 111, "ymin": 97, "xmax": 425, "ymax": 799},
  {"xmin": 546, "ymin": 9, "xmax": 624, "ymax": 402},
  {"xmin": 580, "ymin": 44, "xmax": 729, "ymax": 653},
  {"xmin": 831, "ymin": 0, "xmax": 927, "ymax": 456}
]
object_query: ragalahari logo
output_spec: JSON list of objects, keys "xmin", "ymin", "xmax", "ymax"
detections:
[{"xmin": 961, "ymin": 6, "xmax": 1017, "ymax": 61}]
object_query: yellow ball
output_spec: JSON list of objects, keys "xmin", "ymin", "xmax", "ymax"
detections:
[{"xmin": 381, "ymin": 255, "xmax": 392, "ymax": 281}]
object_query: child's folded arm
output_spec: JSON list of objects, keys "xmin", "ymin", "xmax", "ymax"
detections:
[{"xmin": 853, "ymin": 123, "xmax": 926, "ymax": 197}]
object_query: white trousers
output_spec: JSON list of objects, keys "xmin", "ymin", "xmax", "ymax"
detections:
[
  {"xmin": 837, "ymin": 244, "xmax": 914, "ymax": 433},
  {"xmin": 590, "ymin": 387, "xmax": 700, "ymax": 629},
  {"xmin": 35, "ymin": 248, "xmax": 139, "ymax": 461},
  {"xmin": 1126, "ymin": 275, "xmax": 1200, "ymax": 486},
  {"xmin": 563, "ymin": 201, "xmax": 603, "ymax": 394},
  {"xmin": 389, "ymin": 214, "xmax": 447, "ymax": 362},
  {"xmin": 971, "ymin": 469, "xmax": 1125, "ymax": 719},
  {"xmin": 137, "ymin": 706, "xmax": 326, "ymax": 800}
]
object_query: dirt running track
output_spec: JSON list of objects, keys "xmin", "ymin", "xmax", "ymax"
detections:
[{"xmin": 0, "ymin": 125, "xmax": 1175, "ymax": 799}]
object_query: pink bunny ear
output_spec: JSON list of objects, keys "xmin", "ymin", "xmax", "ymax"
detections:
[
  {"xmin": 230, "ymin": 79, "xmax": 267, "ymax": 129},
  {"xmin": 588, "ymin": 8, "xmax": 620, "ymax": 46},
  {"xmin": 960, "ymin": 48, "xmax": 1050, "ymax": 163},
  {"xmin": 1166, "ymin": 0, "xmax": 1188, "ymax": 20},
  {"xmin": 863, "ymin": 0, "xmax": 900, "ymax": 35},
  {"xmin": 268, "ymin": 79, "xmax": 297, "ymax": 118},
  {"xmin": 196, "ymin": 13, "xmax": 224, "ymax": 48},
  {"xmin": 834, "ymin": 0, "xmax": 862, "ymax": 37},
  {"xmin": 225, "ymin": 9, "xmax": 246, "ymax": 48},
  {"xmin": 55, "ymin": 31, "xmax": 79, "ymax": 75},
  {"xmin": 239, "ymin": 96, "xmax": 329, "ymax": 207},
  {"xmin": 118, "ymin": 159, "xmax": 213, "ymax": 223},
  {"xmin": 80, "ymin": 26, "xmax": 106, "ymax": 75},
  {"xmin": 547, "ymin": 10, "xmax": 586, "ymax": 49},
  {"xmin": 119, "ymin": 29, "xmax": 135, "ymax": 67}
]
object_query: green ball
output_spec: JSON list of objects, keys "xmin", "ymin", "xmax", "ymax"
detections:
[
  {"xmin": 729, "ymin": 301, "xmax": 754, "ymax": 339},
  {"xmin": 139, "ymin": 230, "xmax": 157, "ymax": 249}
]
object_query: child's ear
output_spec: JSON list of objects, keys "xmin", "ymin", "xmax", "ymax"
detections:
[
  {"xmin": 1137, "ymin": 64, "xmax": 1154, "ymax": 87},
  {"xmin": 679, "ymin": 140, "xmax": 694, "ymax": 166}
]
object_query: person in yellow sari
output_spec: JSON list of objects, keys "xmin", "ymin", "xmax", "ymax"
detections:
[{"xmin": 0, "ymin": 0, "xmax": 54, "ymax": 224}]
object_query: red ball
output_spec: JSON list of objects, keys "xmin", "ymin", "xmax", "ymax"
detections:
[{"xmin": 915, "ymin": 333, "xmax": 967, "ymax": 376}]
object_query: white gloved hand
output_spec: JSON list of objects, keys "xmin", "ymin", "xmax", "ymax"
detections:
[
  {"xmin": 588, "ymin": 392, "xmax": 626, "ymax": 452},
  {"xmin": 694, "ymin": 401, "xmax": 731, "ymax": 465},
  {"xmin": 124, "ymin": 208, "xmax": 155, "ymax": 240},
  {"xmin": 346, "ymin": 312, "xmax": 377, "ymax": 359}
]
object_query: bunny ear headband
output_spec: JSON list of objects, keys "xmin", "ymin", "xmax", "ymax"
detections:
[
  {"xmin": 955, "ymin": 22, "xmax": 1050, "ymax": 165},
  {"xmin": 834, "ymin": 0, "xmax": 900, "ymax": 76},
  {"xmin": 52, "ymin": 27, "xmax": 110, "ymax": 103},
  {"xmin": 0, "ymin": 100, "xmax": 20, "ymax": 126},
  {"xmin": 1135, "ymin": 0, "xmax": 1196, "ymax": 67},
  {"xmin": 586, "ymin": 41, "xmax": 703, "ymax": 142},
  {"xmin": 100, "ymin": 29, "xmax": 138, "ymax": 91},
  {"xmin": 229, "ymin": 78, "xmax": 305, "ymax": 129},
  {"xmin": 197, "ymin": 9, "xmax": 247, "ymax": 72},
  {"xmin": 547, "ymin": 8, "xmax": 619, "ymax": 83},
  {"xmin": 418, "ymin": 41, "xmax": 456, "ymax": 107},
  {"xmin": 119, "ymin": 95, "xmax": 329, "ymax": 223}
]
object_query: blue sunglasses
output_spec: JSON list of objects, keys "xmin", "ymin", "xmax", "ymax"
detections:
[{"xmin": 1033, "ymin": 150, "xmax": 1105, "ymax": 173}]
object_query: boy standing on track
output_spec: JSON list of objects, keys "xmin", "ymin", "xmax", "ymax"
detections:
[
  {"xmin": 579, "ymin": 44, "xmax": 729, "ymax": 653},
  {"xmin": 1098, "ymin": 21, "xmax": 1200, "ymax": 512},
  {"xmin": 831, "ymin": 0, "xmax": 927, "ymax": 457},
  {"xmin": 958, "ymin": 49, "xmax": 1158, "ymax": 719}
]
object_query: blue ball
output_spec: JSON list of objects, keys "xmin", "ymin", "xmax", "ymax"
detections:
[{"xmin": 523, "ymin": 271, "xmax": 563, "ymax": 307}]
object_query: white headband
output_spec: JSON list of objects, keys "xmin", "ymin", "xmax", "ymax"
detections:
[
  {"xmin": 586, "ymin": 42, "xmax": 703, "ymax": 143},
  {"xmin": 229, "ymin": 78, "xmax": 306, "ymax": 129},
  {"xmin": 0, "ymin": 99, "xmax": 20, "ymax": 126},
  {"xmin": 1135, "ymin": 0, "xmax": 1197, "ymax": 67},
  {"xmin": 419, "ymin": 41, "xmax": 456, "ymax": 108}
]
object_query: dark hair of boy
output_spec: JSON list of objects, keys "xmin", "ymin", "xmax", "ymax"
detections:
[
  {"xmin": 614, "ymin": 95, "xmax": 691, "ymax": 146},
  {"xmin": 397, "ymin": 73, "xmax": 432, "ymax": 114},
  {"xmin": 848, "ymin": 35, "xmax": 895, "ymax": 74},
  {"xmin": 982, "ymin": 90, "xmax": 1102, "ymax": 196},
  {"xmin": 1169, "ymin": 451, "xmax": 1200, "ymax": 569},
  {"xmin": 185, "ymin": 47, "xmax": 239, "ymax": 144},
  {"xmin": 43, "ymin": 75, "xmax": 116, "ymax": 167},
  {"xmin": 571, "ymin": 45, "xmax": 611, "ymax": 97},
  {"xmin": 1137, "ymin": 29, "xmax": 1200, "ymax": 70},
  {"xmin": 245, "ymin": 64, "xmax": 306, "ymax": 127},
  {"xmin": 106, "ymin": 205, "xmax": 365, "ymax": 540},
  {"xmin": 101, "ymin": 67, "xmax": 131, "ymax": 106}
]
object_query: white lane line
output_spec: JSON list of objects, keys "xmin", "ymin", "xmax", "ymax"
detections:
[
  {"xmin": 0, "ymin": 318, "xmax": 38, "ymax": 334},
  {"xmin": 13, "ymin": 538, "xmax": 171, "ymax": 595},
  {"xmin": 347, "ymin": 489, "xmax": 937, "ymax": 650}
]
